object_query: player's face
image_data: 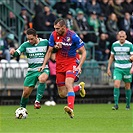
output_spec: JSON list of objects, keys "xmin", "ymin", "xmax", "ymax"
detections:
[
  {"xmin": 54, "ymin": 23, "xmax": 66, "ymax": 36},
  {"xmin": 26, "ymin": 34, "xmax": 38, "ymax": 45},
  {"xmin": 118, "ymin": 32, "xmax": 127, "ymax": 44}
]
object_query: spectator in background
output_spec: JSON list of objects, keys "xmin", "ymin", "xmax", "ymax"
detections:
[
  {"xmin": 33, "ymin": 6, "xmax": 57, "ymax": 39},
  {"xmin": 99, "ymin": 0, "xmax": 113, "ymax": 19},
  {"xmin": 45, "ymin": 52, "xmax": 58, "ymax": 106},
  {"xmin": 106, "ymin": 13, "xmax": 119, "ymax": 47},
  {"xmin": 0, "ymin": 34, "xmax": 15, "ymax": 62},
  {"xmin": 95, "ymin": 33, "xmax": 110, "ymax": 61},
  {"xmin": 110, "ymin": 0, "xmax": 125, "ymax": 29},
  {"xmin": 7, "ymin": 11, "xmax": 16, "ymax": 32},
  {"xmin": 119, "ymin": 12, "xmax": 132, "ymax": 42},
  {"xmin": 65, "ymin": 10, "xmax": 84, "ymax": 39},
  {"xmin": 52, "ymin": 0, "xmax": 70, "ymax": 18},
  {"xmin": 42, "ymin": 6, "xmax": 57, "ymax": 39},
  {"xmin": 75, "ymin": 10, "xmax": 92, "ymax": 43},
  {"xmin": 86, "ymin": 0, "xmax": 102, "ymax": 15},
  {"xmin": 98, "ymin": 13, "xmax": 108, "ymax": 36},
  {"xmin": 122, "ymin": 0, "xmax": 133, "ymax": 15},
  {"xmin": 19, "ymin": 7, "xmax": 30, "ymax": 43},
  {"xmin": 87, "ymin": 11, "xmax": 99, "ymax": 43}
]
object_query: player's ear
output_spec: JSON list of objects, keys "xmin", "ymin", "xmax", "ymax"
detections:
[{"xmin": 125, "ymin": 35, "xmax": 127, "ymax": 39}]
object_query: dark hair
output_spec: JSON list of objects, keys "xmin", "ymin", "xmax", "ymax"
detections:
[
  {"xmin": 54, "ymin": 18, "xmax": 66, "ymax": 27},
  {"xmin": 26, "ymin": 28, "xmax": 37, "ymax": 36}
]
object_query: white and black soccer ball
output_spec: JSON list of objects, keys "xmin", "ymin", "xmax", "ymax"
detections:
[{"xmin": 15, "ymin": 107, "xmax": 28, "ymax": 119}]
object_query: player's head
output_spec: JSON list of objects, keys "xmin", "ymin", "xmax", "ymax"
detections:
[
  {"xmin": 26, "ymin": 28, "xmax": 38, "ymax": 45},
  {"xmin": 54, "ymin": 18, "xmax": 67, "ymax": 36},
  {"xmin": 118, "ymin": 30, "xmax": 127, "ymax": 44}
]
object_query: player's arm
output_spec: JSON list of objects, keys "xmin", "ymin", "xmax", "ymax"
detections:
[
  {"xmin": 129, "ymin": 54, "xmax": 133, "ymax": 74},
  {"xmin": 10, "ymin": 42, "xmax": 26, "ymax": 57},
  {"xmin": 10, "ymin": 48, "xmax": 19, "ymax": 57},
  {"xmin": 39, "ymin": 46, "xmax": 53, "ymax": 72},
  {"xmin": 107, "ymin": 54, "xmax": 114, "ymax": 77},
  {"xmin": 78, "ymin": 46, "xmax": 86, "ymax": 68}
]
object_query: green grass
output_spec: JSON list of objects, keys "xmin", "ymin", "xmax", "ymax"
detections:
[{"xmin": 0, "ymin": 104, "xmax": 133, "ymax": 133}]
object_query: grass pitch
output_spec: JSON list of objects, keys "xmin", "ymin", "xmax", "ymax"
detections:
[{"xmin": 0, "ymin": 103, "xmax": 133, "ymax": 133}]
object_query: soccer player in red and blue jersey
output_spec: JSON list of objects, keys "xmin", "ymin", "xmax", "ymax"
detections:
[{"xmin": 39, "ymin": 18, "xmax": 86, "ymax": 118}]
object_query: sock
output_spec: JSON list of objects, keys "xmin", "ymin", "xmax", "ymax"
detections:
[
  {"xmin": 20, "ymin": 97, "xmax": 29, "ymax": 108},
  {"xmin": 36, "ymin": 83, "xmax": 46, "ymax": 102},
  {"xmin": 125, "ymin": 89, "xmax": 131, "ymax": 106},
  {"xmin": 113, "ymin": 88, "xmax": 120, "ymax": 105},
  {"xmin": 73, "ymin": 85, "xmax": 80, "ymax": 92},
  {"xmin": 67, "ymin": 92, "xmax": 75, "ymax": 109}
]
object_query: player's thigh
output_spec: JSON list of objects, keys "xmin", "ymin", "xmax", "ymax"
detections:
[
  {"xmin": 38, "ymin": 68, "xmax": 50, "ymax": 83},
  {"xmin": 56, "ymin": 72, "xmax": 67, "ymax": 97},
  {"xmin": 113, "ymin": 68, "xmax": 122, "ymax": 80},
  {"xmin": 123, "ymin": 68, "xmax": 132, "ymax": 83},
  {"xmin": 24, "ymin": 71, "xmax": 38, "ymax": 87}
]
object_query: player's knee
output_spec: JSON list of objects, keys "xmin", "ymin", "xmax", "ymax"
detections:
[
  {"xmin": 22, "ymin": 91, "xmax": 30, "ymax": 98},
  {"xmin": 114, "ymin": 84, "xmax": 120, "ymax": 88}
]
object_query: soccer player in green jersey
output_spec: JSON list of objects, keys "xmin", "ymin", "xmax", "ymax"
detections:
[
  {"xmin": 10, "ymin": 28, "xmax": 50, "ymax": 109},
  {"xmin": 107, "ymin": 30, "xmax": 133, "ymax": 110}
]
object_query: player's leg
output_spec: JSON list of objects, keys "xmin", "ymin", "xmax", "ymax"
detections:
[
  {"xmin": 125, "ymin": 83, "xmax": 132, "ymax": 110},
  {"xmin": 124, "ymin": 69, "xmax": 132, "ymax": 110},
  {"xmin": 112, "ymin": 68, "xmax": 122, "ymax": 110},
  {"xmin": 20, "ymin": 71, "xmax": 36, "ymax": 108},
  {"xmin": 20, "ymin": 86, "xmax": 34, "ymax": 108},
  {"xmin": 35, "ymin": 69, "xmax": 49, "ymax": 109}
]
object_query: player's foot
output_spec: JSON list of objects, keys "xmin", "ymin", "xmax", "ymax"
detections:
[
  {"xmin": 79, "ymin": 82, "xmax": 86, "ymax": 97},
  {"xmin": 34, "ymin": 102, "xmax": 41, "ymax": 109},
  {"xmin": 112, "ymin": 105, "xmax": 118, "ymax": 110},
  {"xmin": 64, "ymin": 106, "xmax": 74, "ymax": 118},
  {"xmin": 126, "ymin": 105, "xmax": 130, "ymax": 110}
]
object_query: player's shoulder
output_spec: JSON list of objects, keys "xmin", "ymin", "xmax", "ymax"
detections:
[
  {"xmin": 112, "ymin": 40, "xmax": 119, "ymax": 45},
  {"xmin": 39, "ymin": 38, "xmax": 48, "ymax": 42},
  {"xmin": 125, "ymin": 40, "xmax": 132, "ymax": 45}
]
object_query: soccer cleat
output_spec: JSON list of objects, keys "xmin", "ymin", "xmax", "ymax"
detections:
[
  {"xmin": 112, "ymin": 105, "xmax": 118, "ymax": 110},
  {"xmin": 126, "ymin": 105, "xmax": 130, "ymax": 110},
  {"xmin": 64, "ymin": 106, "xmax": 74, "ymax": 118},
  {"xmin": 79, "ymin": 82, "xmax": 86, "ymax": 97},
  {"xmin": 34, "ymin": 102, "xmax": 41, "ymax": 109}
]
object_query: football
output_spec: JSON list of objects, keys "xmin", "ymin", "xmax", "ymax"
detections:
[{"xmin": 15, "ymin": 107, "xmax": 28, "ymax": 119}]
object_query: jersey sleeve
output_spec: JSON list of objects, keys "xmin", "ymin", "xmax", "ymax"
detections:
[
  {"xmin": 49, "ymin": 33, "xmax": 55, "ymax": 47},
  {"xmin": 16, "ymin": 42, "xmax": 26, "ymax": 55},
  {"xmin": 72, "ymin": 33, "xmax": 84, "ymax": 49},
  {"xmin": 130, "ymin": 43, "xmax": 133, "ymax": 55}
]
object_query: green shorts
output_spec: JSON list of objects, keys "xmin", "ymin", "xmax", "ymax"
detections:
[
  {"xmin": 24, "ymin": 68, "xmax": 50, "ymax": 87},
  {"xmin": 113, "ymin": 67, "xmax": 132, "ymax": 83}
]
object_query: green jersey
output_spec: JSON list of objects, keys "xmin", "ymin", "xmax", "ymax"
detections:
[
  {"xmin": 111, "ymin": 40, "xmax": 133, "ymax": 69},
  {"xmin": 16, "ymin": 38, "xmax": 48, "ymax": 71}
]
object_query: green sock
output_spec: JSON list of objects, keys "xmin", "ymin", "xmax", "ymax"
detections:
[
  {"xmin": 125, "ymin": 89, "xmax": 131, "ymax": 106},
  {"xmin": 20, "ymin": 97, "xmax": 29, "ymax": 108},
  {"xmin": 36, "ymin": 83, "xmax": 46, "ymax": 102},
  {"xmin": 114, "ymin": 88, "xmax": 120, "ymax": 105}
]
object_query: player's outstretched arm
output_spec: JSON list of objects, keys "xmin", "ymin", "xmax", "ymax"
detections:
[{"xmin": 10, "ymin": 48, "xmax": 16, "ymax": 55}]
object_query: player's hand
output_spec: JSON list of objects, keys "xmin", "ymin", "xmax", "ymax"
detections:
[
  {"xmin": 130, "ymin": 65, "xmax": 133, "ymax": 74},
  {"xmin": 74, "ymin": 66, "xmax": 82, "ymax": 75},
  {"xmin": 54, "ymin": 43, "xmax": 62, "ymax": 49},
  {"xmin": 107, "ymin": 69, "xmax": 111, "ymax": 77},
  {"xmin": 130, "ymin": 55, "xmax": 133, "ymax": 62},
  {"xmin": 10, "ymin": 48, "xmax": 16, "ymax": 55},
  {"xmin": 38, "ymin": 66, "xmax": 45, "ymax": 72}
]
